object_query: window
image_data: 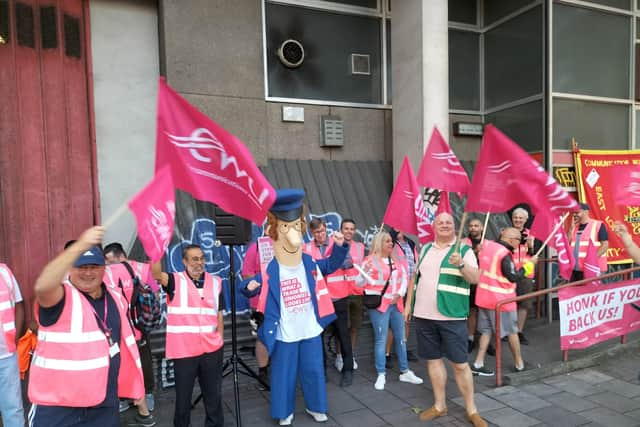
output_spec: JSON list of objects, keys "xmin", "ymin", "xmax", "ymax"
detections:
[{"xmin": 449, "ymin": 30, "xmax": 480, "ymax": 110}]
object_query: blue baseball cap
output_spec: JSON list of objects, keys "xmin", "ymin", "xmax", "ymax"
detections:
[
  {"xmin": 73, "ymin": 246, "xmax": 105, "ymax": 267},
  {"xmin": 270, "ymin": 189, "xmax": 305, "ymax": 222},
  {"xmin": 578, "ymin": 202, "xmax": 590, "ymax": 211}
]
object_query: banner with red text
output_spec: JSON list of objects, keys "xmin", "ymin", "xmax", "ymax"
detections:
[
  {"xmin": 559, "ymin": 279, "xmax": 640, "ymax": 350},
  {"xmin": 575, "ymin": 149, "xmax": 640, "ymax": 264}
]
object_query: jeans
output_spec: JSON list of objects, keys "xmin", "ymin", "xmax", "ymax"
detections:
[
  {"xmin": 368, "ymin": 305, "xmax": 408, "ymax": 374},
  {"xmin": 0, "ymin": 353, "xmax": 25, "ymax": 427}
]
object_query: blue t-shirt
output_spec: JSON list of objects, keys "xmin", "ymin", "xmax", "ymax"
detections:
[{"xmin": 33, "ymin": 284, "xmax": 121, "ymax": 426}]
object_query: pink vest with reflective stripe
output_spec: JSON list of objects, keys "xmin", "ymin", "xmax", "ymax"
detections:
[
  {"xmin": 104, "ymin": 263, "xmax": 143, "ymax": 341},
  {"xmin": 571, "ymin": 220, "xmax": 608, "ymax": 272},
  {"xmin": 361, "ymin": 255, "xmax": 406, "ymax": 313},
  {"xmin": 165, "ymin": 272, "xmax": 223, "ymax": 359},
  {"xmin": 302, "ymin": 240, "xmax": 333, "ymax": 261},
  {"xmin": 326, "ymin": 242, "xmax": 364, "ymax": 299},
  {"xmin": 476, "ymin": 241, "xmax": 517, "ymax": 312},
  {"xmin": 0, "ymin": 264, "xmax": 17, "ymax": 353},
  {"xmin": 29, "ymin": 283, "xmax": 144, "ymax": 406}
]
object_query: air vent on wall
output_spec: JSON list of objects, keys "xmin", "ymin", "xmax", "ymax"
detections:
[
  {"xmin": 320, "ymin": 116, "xmax": 344, "ymax": 147},
  {"xmin": 277, "ymin": 39, "xmax": 305, "ymax": 68},
  {"xmin": 350, "ymin": 53, "xmax": 370, "ymax": 75}
]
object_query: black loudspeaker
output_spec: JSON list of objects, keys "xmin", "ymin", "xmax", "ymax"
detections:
[{"xmin": 211, "ymin": 206, "xmax": 252, "ymax": 246}]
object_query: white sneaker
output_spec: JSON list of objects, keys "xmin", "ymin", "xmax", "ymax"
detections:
[
  {"xmin": 353, "ymin": 358, "xmax": 358, "ymax": 370},
  {"xmin": 334, "ymin": 354, "xmax": 344, "ymax": 372},
  {"xmin": 279, "ymin": 413, "xmax": 294, "ymax": 426},
  {"xmin": 305, "ymin": 408, "xmax": 328, "ymax": 422},
  {"xmin": 399, "ymin": 369, "xmax": 423, "ymax": 385},
  {"xmin": 374, "ymin": 373, "xmax": 386, "ymax": 390}
]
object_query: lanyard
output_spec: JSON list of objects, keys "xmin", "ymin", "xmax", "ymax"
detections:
[{"xmin": 86, "ymin": 291, "xmax": 113, "ymax": 346}]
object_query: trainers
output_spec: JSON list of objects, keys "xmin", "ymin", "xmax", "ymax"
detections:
[
  {"xmin": 374, "ymin": 373, "xmax": 386, "ymax": 390},
  {"xmin": 334, "ymin": 354, "xmax": 344, "ymax": 372},
  {"xmin": 514, "ymin": 362, "xmax": 526, "ymax": 373},
  {"xmin": 518, "ymin": 332, "xmax": 529, "ymax": 345},
  {"xmin": 340, "ymin": 370, "xmax": 353, "ymax": 387},
  {"xmin": 305, "ymin": 408, "xmax": 328, "ymax": 422},
  {"xmin": 419, "ymin": 405, "xmax": 447, "ymax": 421},
  {"xmin": 279, "ymin": 414, "xmax": 294, "ymax": 425},
  {"xmin": 467, "ymin": 412, "xmax": 488, "ymax": 427},
  {"xmin": 352, "ymin": 357, "xmax": 358, "ymax": 370},
  {"xmin": 119, "ymin": 400, "xmax": 131, "ymax": 413},
  {"xmin": 399, "ymin": 370, "xmax": 423, "ymax": 384},
  {"xmin": 406, "ymin": 350, "xmax": 419, "ymax": 362},
  {"xmin": 128, "ymin": 413, "xmax": 156, "ymax": 427},
  {"xmin": 145, "ymin": 393, "xmax": 155, "ymax": 412},
  {"xmin": 470, "ymin": 363, "xmax": 495, "ymax": 377},
  {"xmin": 385, "ymin": 355, "xmax": 393, "ymax": 369}
]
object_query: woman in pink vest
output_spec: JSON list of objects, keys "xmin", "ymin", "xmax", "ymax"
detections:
[
  {"xmin": 356, "ymin": 231, "xmax": 423, "ymax": 391},
  {"xmin": 29, "ymin": 226, "xmax": 147, "ymax": 427}
]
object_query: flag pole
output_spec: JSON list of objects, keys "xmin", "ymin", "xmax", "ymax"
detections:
[
  {"xmin": 534, "ymin": 212, "xmax": 570, "ymax": 258},
  {"xmin": 454, "ymin": 211, "xmax": 468, "ymax": 252},
  {"xmin": 102, "ymin": 202, "xmax": 129, "ymax": 230},
  {"xmin": 480, "ymin": 212, "xmax": 490, "ymax": 244}
]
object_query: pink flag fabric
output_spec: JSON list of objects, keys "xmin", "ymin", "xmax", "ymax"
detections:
[
  {"xmin": 467, "ymin": 124, "xmax": 579, "ymax": 216},
  {"xmin": 436, "ymin": 190, "xmax": 452, "ymax": 215},
  {"xmin": 155, "ymin": 78, "xmax": 276, "ymax": 224},
  {"xmin": 128, "ymin": 166, "xmax": 176, "ymax": 262},
  {"xmin": 417, "ymin": 127, "xmax": 470, "ymax": 194},
  {"xmin": 583, "ymin": 240, "xmax": 601, "ymax": 283},
  {"xmin": 531, "ymin": 213, "xmax": 575, "ymax": 281},
  {"xmin": 611, "ymin": 165, "xmax": 640, "ymax": 207},
  {"xmin": 383, "ymin": 157, "xmax": 433, "ymax": 244}
]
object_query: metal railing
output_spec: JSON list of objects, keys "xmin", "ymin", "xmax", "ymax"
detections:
[{"xmin": 493, "ymin": 265, "xmax": 640, "ymax": 387}]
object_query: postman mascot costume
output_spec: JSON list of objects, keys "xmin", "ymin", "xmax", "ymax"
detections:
[{"xmin": 243, "ymin": 189, "xmax": 348, "ymax": 425}]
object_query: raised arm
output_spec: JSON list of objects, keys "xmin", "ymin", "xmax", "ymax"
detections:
[
  {"xmin": 35, "ymin": 226, "xmax": 104, "ymax": 308},
  {"xmin": 151, "ymin": 261, "xmax": 170, "ymax": 287}
]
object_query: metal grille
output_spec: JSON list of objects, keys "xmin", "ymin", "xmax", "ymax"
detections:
[
  {"xmin": 63, "ymin": 13, "xmax": 80, "ymax": 58},
  {"xmin": 40, "ymin": 6, "xmax": 57, "ymax": 49},
  {"xmin": 16, "ymin": 2, "xmax": 34, "ymax": 48},
  {"xmin": 320, "ymin": 116, "xmax": 344, "ymax": 147}
]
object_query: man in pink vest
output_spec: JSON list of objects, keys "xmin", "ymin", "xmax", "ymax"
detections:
[
  {"xmin": 0, "ymin": 262, "xmax": 25, "ymax": 427},
  {"xmin": 103, "ymin": 242, "xmax": 157, "ymax": 414},
  {"xmin": 152, "ymin": 244, "xmax": 224, "ymax": 427},
  {"xmin": 570, "ymin": 202, "xmax": 609, "ymax": 282},
  {"xmin": 29, "ymin": 226, "xmax": 147, "ymax": 427},
  {"xmin": 471, "ymin": 228, "xmax": 536, "ymax": 377}
]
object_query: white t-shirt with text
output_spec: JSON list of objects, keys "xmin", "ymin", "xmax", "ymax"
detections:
[{"xmin": 276, "ymin": 263, "xmax": 323, "ymax": 342}]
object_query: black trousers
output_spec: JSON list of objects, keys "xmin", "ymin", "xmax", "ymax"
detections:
[
  {"xmin": 332, "ymin": 297, "xmax": 353, "ymax": 372},
  {"xmin": 570, "ymin": 271, "xmax": 584, "ymax": 282},
  {"xmin": 173, "ymin": 348, "xmax": 224, "ymax": 427},
  {"xmin": 137, "ymin": 336, "xmax": 155, "ymax": 394}
]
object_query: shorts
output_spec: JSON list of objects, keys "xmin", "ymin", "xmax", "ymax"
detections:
[
  {"xmin": 516, "ymin": 277, "xmax": 535, "ymax": 311},
  {"xmin": 476, "ymin": 308, "xmax": 518, "ymax": 338},
  {"xmin": 469, "ymin": 285, "xmax": 477, "ymax": 309},
  {"xmin": 348, "ymin": 295, "xmax": 363, "ymax": 330},
  {"xmin": 414, "ymin": 317, "xmax": 468, "ymax": 363}
]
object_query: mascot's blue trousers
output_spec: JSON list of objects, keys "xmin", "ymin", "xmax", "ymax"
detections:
[{"xmin": 270, "ymin": 334, "xmax": 327, "ymax": 419}]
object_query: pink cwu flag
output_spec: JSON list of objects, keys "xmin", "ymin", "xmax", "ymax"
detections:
[
  {"xmin": 531, "ymin": 213, "xmax": 575, "ymax": 281},
  {"xmin": 417, "ymin": 127, "xmax": 470, "ymax": 194},
  {"xmin": 383, "ymin": 157, "xmax": 433, "ymax": 244},
  {"xmin": 128, "ymin": 166, "xmax": 176, "ymax": 262},
  {"xmin": 611, "ymin": 165, "xmax": 640, "ymax": 207},
  {"xmin": 155, "ymin": 78, "xmax": 276, "ymax": 224},
  {"xmin": 466, "ymin": 124, "xmax": 579, "ymax": 215},
  {"xmin": 436, "ymin": 190, "xmax": 452, "ymax": 215}
]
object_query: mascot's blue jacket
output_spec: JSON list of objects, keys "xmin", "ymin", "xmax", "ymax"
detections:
[{"xmin": 241, "ymin": 242, "xmax": 348, "ymax": 354}]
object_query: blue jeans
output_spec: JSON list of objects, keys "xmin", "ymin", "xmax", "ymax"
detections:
[
  {"xmin": 0, "ymin": 353, "xmax": 24, "ymax": 427},
  {"xmin": 368, "ymin": 305, "xmax": 408, "ymax": 374}
]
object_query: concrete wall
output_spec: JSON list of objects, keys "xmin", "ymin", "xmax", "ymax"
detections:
[
  {"xmin": 159, "ymin": 0, "xmax": 390, "ymax": 166},
  {"xmin": 91, "ymin": 0, "xmax": 160, "ymax": 248}
]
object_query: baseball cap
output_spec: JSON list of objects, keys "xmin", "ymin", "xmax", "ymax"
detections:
[{"xmin": 73, "ymin": 246, "xmax": 105, "ymax": 267}]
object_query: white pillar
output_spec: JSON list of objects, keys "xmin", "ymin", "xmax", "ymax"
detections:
[{"xmin": 392, "ymin": 0, "xmax": 449, "ymax": 176}]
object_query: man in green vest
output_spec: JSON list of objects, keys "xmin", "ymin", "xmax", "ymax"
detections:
[{"xmin": 404, "ymin": 213, "xmax": 487, "ymax": 427}]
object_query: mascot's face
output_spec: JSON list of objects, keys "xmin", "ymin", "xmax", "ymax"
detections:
[{"xmin": 273, "ymin": 218, "xmax": 303, "ymax": 266}]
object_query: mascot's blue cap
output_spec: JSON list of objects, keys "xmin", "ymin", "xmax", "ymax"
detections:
[{"xmin": 271, "ymin": 189, "xmax": 305, "ymax": 222}]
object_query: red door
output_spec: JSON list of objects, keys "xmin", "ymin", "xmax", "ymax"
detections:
[{"xmin": 0, "ymin": 0, "xmax": 97, "ymax": 318}]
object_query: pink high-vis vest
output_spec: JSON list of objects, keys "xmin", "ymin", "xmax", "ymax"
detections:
[
  {"xmin": 326, "ymin": 241, "xmax": 365, "ymax": 299},
  {"xmin": 104, "ymin": 263, "xmax": 142, "ymax": 340},
  {"xmin": 476, "ymin": 241, "xmax": 517, "ymax": 312},
  {"xmin": 29, "ymin": 283, "xmax": 144, "ymax": 406},
  {"xmin": 165, "ymin": 272, "xmax": 223, "ymax": 359},
  {"xmin": 361, "ymin": 255, "xmax": 407, "ymax": 313},
  {"xmin": 0, "ymin": 264, "xmax": 18, "ymax": 353},
  {"xmin": 302, "ymin": 239, "xmax": 334, "ymax": 261},
  {"xmin": 571, "ymin": 220, "xmax": 608, "ymax": 272},
  {"xmin": 392, "ymin": 242, "xmax": 417, "ymax": 276}
]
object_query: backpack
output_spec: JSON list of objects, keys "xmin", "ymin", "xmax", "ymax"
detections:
[{"xmin": 118, "ymin": 262, "xmax": 165, "ymax": 334}]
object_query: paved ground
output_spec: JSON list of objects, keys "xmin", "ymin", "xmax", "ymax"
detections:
[{"xmin": 120, "ymin": 317, "xmax": 640, "ymax": 427}]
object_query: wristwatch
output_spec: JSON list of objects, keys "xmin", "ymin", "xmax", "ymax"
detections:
[{"xmin": 458, "ymin": 262, "xmax": 465, "ymax": 270}]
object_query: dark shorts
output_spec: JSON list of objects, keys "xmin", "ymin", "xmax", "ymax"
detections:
[
  {"xmin": 516, "ymin": 278, "xmax": 535, "ymax": 311},
  {"xmin": 469, "ymin": 285, "xmax": 477, "ymax": 309},
  {"xmin": 414, "ymin": 317, "xmax": 468, "ymax": 364}
]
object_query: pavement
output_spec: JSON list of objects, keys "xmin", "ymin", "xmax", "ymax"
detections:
[{"xmin": 120, "ymin": 317, "xmax": 640, "ymax": 427}]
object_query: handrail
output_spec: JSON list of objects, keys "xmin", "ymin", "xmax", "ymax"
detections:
[{"xmin": 493, "ymin": 265, "xmax": 640, "ymax": 386}]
